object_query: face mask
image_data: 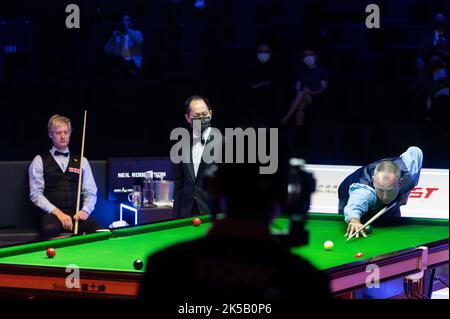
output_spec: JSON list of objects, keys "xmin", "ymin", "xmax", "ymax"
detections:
[
  {"xmin": 192, "ymin": 116, "xmax": 211, "ymax": 133},
  {"xmin": 304, "ymin": 56, "xmax": 316, "ymax": 66},
  {"xmin": 200, "ymin": 116, "xmax": 211, "ymax": 130},
  {"xmin": 257, "ymin": 53, "xmax": 271, "ymax": 64}
]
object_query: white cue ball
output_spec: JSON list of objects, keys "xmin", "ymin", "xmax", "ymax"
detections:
[{"xmin": 323, "ymin": 240, "xmax": 334, "ymax": 251}]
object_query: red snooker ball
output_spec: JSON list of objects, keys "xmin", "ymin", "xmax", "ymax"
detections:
[
  {"xmin": 355, "ymin": 252, "xmax": 364, "ymax": 258},
  {"xmin": 46, "ymin": 248, "xmax": 56, "ymax": 258},
  {"xmin": 193, "ymin": 218, "xmax": 201, "ymax": 227}
]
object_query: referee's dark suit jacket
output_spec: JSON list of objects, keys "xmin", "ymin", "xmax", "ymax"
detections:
[{"xmin": 173, "ymin": 130, "xmax": 223, "ymax": 218}]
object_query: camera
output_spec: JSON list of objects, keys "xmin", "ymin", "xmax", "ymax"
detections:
[{"xmin": 279, "ymin": 158, "xmax": 316, "ymax": 247}]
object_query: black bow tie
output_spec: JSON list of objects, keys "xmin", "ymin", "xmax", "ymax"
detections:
[
  {"xmin": 54, "ymin": 151, "xmax": 69, "ymax": 157},
  {"xmin": 201, "ymin": 137, "xmax": 208, "ymax": 145}
]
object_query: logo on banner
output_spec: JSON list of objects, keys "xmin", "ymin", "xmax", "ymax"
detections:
[
  {"xmin": 316, "ymin": 184, "xmax": 339, "ymax": 194},
  {"xmin": 68, "ymin": 167, "xmax": 81, "ymax": 174},
  {"xmin": 409, "ymin": 187, "xmax": 439, "ymax": 199}
]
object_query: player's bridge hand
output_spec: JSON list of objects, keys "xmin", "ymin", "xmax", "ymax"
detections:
[{"xmin": 345, "ymin": 218, "xmax": 368, "ymax": 238}]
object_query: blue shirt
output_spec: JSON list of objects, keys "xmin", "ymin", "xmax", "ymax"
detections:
[
  {"xmin": 28, "ymin": 147, "xmax": 97, "ymax": 215},
  {"xmin": 344, "ymin": 147, "xmax": 423, "ymax": 223},
  {"xmin": 105, "ymin": 29, "xmax": 144, "ymax": 69}
]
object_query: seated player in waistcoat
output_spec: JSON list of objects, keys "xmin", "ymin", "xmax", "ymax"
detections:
[
  {"xmin": 338, "ymin": 147, "xmax": 423, "ymax": 239},
  {"xmin": 28, "ymin": 115, "xmax": 100, "ymax": 239}
]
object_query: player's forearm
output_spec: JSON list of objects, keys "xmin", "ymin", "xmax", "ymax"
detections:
[
  {"xmin": 80, "ymin": 193, "xmax": 97, "ymax": 215},
  {"xmin": 30, "ymin": 193, "xmax": 57, "ymax": 214},
  {"xmin": 345, "ymin": 184, "xmax": 377, "ymax": 222},
  {"xmin": 344, "ymin": 192, "xmax": 372, "ymax": 223},
  {"xmin": 344, "ymin": 209, "xmax": 363, "ymax": 223},
  {"xmin": 344, "ymin": 194, "xmax": 371, "ymax": 223},
  {"xmin": 80, "ymin": 160, "xmax": 98, "ymax": 215}
]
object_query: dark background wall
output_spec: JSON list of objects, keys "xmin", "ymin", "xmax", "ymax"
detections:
[{"xmin": 0, "ymin": 0, "xmax": 448, "ymax": 167}]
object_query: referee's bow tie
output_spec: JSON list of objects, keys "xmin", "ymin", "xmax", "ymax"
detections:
[{"xmin": 54, "ymin": 151, "xmax": 69, "ymax": 157}]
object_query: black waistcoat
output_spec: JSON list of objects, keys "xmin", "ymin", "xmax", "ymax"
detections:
[{"xmin": 41, "ymin": 151, "xmax": 83, "ymax": 215}]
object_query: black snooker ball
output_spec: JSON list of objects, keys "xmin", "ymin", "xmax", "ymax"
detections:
[
  {"xmin": 133, "ymin": 259, "xmax": 144, "ymax": 270},
  {"xmin": 365, "ymin": 225, "xmax": 373, "ymax": 234}
]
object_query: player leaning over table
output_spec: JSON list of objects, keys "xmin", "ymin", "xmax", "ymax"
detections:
[
  {"xmin": 28, "ymin": 115, "xmax": 100, "ymax": 239},
  {"xmin": 338, "ymin": 146, "xmax": 423, "ymax": 239}
]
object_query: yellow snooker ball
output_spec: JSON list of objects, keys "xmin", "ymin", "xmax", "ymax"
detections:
[{"xmin": 323, "ymin": 240, "xmax": 334, "ymax": 251}]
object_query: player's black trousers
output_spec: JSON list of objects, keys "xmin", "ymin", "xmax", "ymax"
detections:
[{"xmin": 40, "ymin": 213, "xmax": 100, "ymax": 239}]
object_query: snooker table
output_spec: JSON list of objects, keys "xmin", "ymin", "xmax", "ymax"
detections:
[{"xmin": 0, "ymin": 213, "xmax": 448, "ymax": 299}]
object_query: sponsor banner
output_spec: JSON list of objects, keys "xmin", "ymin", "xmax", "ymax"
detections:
[
  {"xmin": 305, "ymin": 165, "xmax": 449, "ymax": 219},
  {"xmin": 108, "ymin": 157, "xmax": 173, "ymax": 201}
]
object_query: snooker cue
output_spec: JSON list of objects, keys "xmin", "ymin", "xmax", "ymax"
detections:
[
  {"xmin": 74, "ymin": 110, "xmax": 87, "ymax": 235},
  {"xmin": 346, "ymin": 201, "xmax": 397, "ymax": 241}
]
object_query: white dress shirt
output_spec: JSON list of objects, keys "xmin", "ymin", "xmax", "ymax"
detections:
[
  {"xmin": 28, "ymin": 147, "xmax": 97, "ymax": 214},
  {"xmin": 192, "ymin": 127, "xmax": 211, "ymax": 177}
]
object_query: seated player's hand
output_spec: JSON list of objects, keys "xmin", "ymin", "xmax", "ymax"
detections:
[
  {"xmin": 345, "ymin": 218, "xmax": 367, "ymax": 238},
  {"xmin": 74, "ymin": 210, "xmax": 90, "ymax": 221},
  {"xmin": 52, "ymin": 208, "xmax": 73, "ymax": 231}
]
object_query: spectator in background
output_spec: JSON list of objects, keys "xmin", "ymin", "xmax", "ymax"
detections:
[
  {"xmin": 247, "ymin": 43, "xmax": 280, "ymax": 126},
  {"xmin": 426, "ymin": 53, "xmax": 448, "ymax": 128},
  {"xmin": 416, "ymin": 13, "xmax": 448, "ymax": 91},
  {"xmin": 281, "ymin": 48, "xmax": 328, "ymax": 127},
  {"xmin": 105, "ymin": 14, "xmax": 144, "ymax": 77}
]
